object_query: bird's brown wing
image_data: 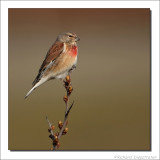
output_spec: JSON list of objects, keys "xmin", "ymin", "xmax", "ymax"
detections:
[{"xmin": 32, "ymin": 41, "xmax": 64, "ymax": 86}]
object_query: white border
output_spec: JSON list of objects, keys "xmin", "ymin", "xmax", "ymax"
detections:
[{"xmin": 1, "ymin": 1, "xmax": 159, "ymax": 159}]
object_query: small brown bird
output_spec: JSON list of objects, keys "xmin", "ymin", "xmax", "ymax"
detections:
[{"xmin": 25, "ymin": 32, "xmax": 80, "ymax": 98}]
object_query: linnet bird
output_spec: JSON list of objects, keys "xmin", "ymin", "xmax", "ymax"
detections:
[{"xmin": 25, "ymin": 32, "xmax": 80, "ymax": 99}]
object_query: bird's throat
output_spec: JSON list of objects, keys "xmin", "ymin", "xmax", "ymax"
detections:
[{"xmin": 69, "ymin": 45, "xmax": 78, "ymax": 57}]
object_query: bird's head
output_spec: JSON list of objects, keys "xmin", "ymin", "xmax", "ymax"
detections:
[{"xmin": 57, "ymin": 32, "xmax": 80, "ymax": 44}]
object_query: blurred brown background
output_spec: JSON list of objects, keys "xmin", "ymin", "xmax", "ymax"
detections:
[{"xmin": 8, "ymin": 8, "xmax": 150, "ymax": 150}]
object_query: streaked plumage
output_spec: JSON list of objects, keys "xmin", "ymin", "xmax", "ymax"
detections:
[{"xmin": 25, "ymin": 32, "xmax": 80, "ymax": 99}]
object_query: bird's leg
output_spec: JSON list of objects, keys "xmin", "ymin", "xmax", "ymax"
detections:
[{"xmin": 68, "ymin": 65, "xmax": 76, "ymax": 74}]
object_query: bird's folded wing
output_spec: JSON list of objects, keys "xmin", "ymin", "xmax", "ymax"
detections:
[{"xmin": 32, "ymin": 41, "xmax": 64, "ymax": 86}]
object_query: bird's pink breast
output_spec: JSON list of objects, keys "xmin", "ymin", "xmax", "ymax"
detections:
[{"xmin": 68, "ymin": 46, "xmax": 78, "ymax": 57}]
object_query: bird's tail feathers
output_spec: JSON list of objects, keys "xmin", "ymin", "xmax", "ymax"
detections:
[
  {"xmin": 25, "ymin": 77, "xmax": 48, "ymax": 99},
  {"xmin": 25, "ymin": 86, "xmax": 36, "ymax": 99}
]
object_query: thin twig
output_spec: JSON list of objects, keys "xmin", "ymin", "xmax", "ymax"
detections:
[
  {"xmin": 46, "ymin": 116, "xmax": 54, "ymax": 136},
  {"xmin": 58, "ymin": 101, "xmax": 74, "ymax": 139},
  {"xmin": 65, "ymin": 101, "xmax": 74, "ymax": 118},
  {"xmin": 46, "ymin": 75, "xmax": 74, "ymax": 150}
]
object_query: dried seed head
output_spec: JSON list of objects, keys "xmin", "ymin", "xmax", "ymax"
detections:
[
  {"xmin": 64, "ymin": 81, "xmax": 69, "ymax": 87},
  {"xmin": 53, "ymin": 136, "xmax": 59, "ymax": 146},
  {"xmin": 54, "ymin": 135, "xmax": 58, "ymax": 143},
  {"xmin": 54, "ymin": 135, "xmax": 58, "ymax": 140},
  {"xmin": 66, "ymin": 75, "xmax": 70, "ymax": 82},
  {"xmin": 49, "ymin": 134, "xmax": 53, "ymax": 139},
  {"xmin": 67, "ymin": 86, "xmax": 73, "ymax": 95},
  {"xmin": 58, "ymin": 121, "xmax": 63, "ymax": 129},
  {"xmin": 51, "ymin": 125, "xmax": 55, "ymax": 130},
  {"xmin": 65, "ymin": 128, "xmax": 69, "ymax": 132},
  {"xmin": 68, "ymin": 86, "xmax": 73, "ymax": 93},
  {"xmin": 62, "ymin": 128, "xmax": 69, "ymax": 135},
  {"xmin": 63, "ymin": 95, "xmax": 68, "ymax": 103}
]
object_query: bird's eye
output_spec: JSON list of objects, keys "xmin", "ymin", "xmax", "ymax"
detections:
[{"xmin": 68, "ymin": 35, "xmax": 73, "ymax": 37}]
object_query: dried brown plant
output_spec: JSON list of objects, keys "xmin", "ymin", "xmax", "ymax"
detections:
[{"xmin": 46, "ymin": 75, "xmax": 74, "ymax": 150}]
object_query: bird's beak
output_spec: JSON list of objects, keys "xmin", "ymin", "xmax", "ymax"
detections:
[{"xmin": 76, "ymin": 37, "xmax": 80, "ymax": 42}]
